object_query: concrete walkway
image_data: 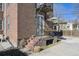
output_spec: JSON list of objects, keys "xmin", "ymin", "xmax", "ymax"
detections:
[{"xmin": 30, "ymin": 36, "xmax": 79, "ymax": 56}]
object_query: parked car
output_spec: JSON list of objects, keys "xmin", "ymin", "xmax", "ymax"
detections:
[{"xmin": 49, "ymin": 30, "xmax": 63, "ymax": 37}]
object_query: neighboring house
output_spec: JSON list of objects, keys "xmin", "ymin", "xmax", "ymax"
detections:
[
  {"xmin": 47, "ymin": 17, "xmax": 79, "ymax": 37},
  {"xmin": 66, "ymin": 22, "xmax": 73, "ymax": 30},
  {"xmin": 73, "ymin": 22, "xmax": 79, "ymax": 31},
  {"xmin": 63, "ymin": 22, "xmax": 79, "ymax": 31},
  {"xmin": 59, "ymin": 21, "xmax": 79, "ymax": 36},
  {"xmin": 47, "ymin": 17, "xmax": 59, "ymax": 31},
  {"xmin": 47, "ymin": 17, "xmax": 67, "ymax": 31},
  {"xmin": 59, "ymin": 23, "xmax": 67, "ymax": 31},
  {"xmin": 77, "ymin": 24, "xmax": 79, "ymax": 30},
  {"xmin": 47, "ymin": 17, "xmax": 79, "ymax": 32}
]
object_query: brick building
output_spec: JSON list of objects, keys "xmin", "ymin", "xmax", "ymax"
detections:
[{"xmin": 3, "ymin": 3, "xmax": 36, "ymax": 48}]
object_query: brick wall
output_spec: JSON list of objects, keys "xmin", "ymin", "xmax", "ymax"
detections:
[
  {"xmin": 4, "ymin": 3, "xmax": 36, "ymax": 48},
  {"xmin": 0, "ymin": 11, "xmax": 3, "ymax": 20},
  {"xmin": 18, "ymin": 3, "xmax": 36, "ymax": 40},
  {"xmin": 4, "ymin": 4, "xmax": 18, "ymax": 47}
]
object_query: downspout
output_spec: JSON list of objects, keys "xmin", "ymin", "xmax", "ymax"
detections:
[{"xmin": 4, "ymin": 3, "xmax": 7, "ymax": 38}]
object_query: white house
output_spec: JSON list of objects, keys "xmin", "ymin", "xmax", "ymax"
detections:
[
  {"xmin": 66, "ymin": 23, "xmax": 73, "ymax": 30},
  {"xmin": 77, "ymin": 24, "xmax": 79, "ymax": 30}
]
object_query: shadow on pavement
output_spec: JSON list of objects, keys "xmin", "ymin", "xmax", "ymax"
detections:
[
  {"xmin": 0, "ymin": 49, "xmax": 28, "ymax": 56},
  {"xmin": 59, "ymin": 37, "xmax": 67, "ymax": 40}
]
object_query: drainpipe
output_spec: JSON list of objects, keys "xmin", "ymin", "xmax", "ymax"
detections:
[{"xmin": 3, "ymin": 3, "xmax": 7, "ymax": 38}]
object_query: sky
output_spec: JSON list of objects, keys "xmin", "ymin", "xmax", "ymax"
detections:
[{"xmin": 53, "ymin": 3, "xmax": 79, "ymax": 22}]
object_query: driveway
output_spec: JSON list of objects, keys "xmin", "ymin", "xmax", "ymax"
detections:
[{"xmin": 30, "ymin": 36, "xmax": 79, "ymax": 56}]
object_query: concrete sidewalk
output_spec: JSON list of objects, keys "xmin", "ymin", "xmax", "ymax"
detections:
[{"xmin": 30, "ymin": 36, "xmax": 79, "ymax": 56}]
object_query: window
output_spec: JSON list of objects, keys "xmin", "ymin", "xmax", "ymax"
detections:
[
  {"xmin": 0, "ymin": 3, "xmax": 2, "ymax": 11},
  {"xmin": 41, "ymin": 16, "xmax": 44, "ymax": 20},
  {"xmin": 77, "ymin": 25, "xmax": 79, "ymax": 29},
  {"xmin": 53, "ymin": 26, "xmax": 57, "ymax": 30},
  {"xmin": 0, "ymin": 3, "xmax": 5, "ymax": 11},
  {"xmin": 36, "ymin": 15, "xmax": 44, "ymax": 36},
  {"xmin": 6, "ymin": 3, "xmax": 10, "ymax": 8},
  {"xmin": 7, "ymin": 16, "xmax": 10, "ymax": 30},
  {"xmin": 67, "ymin": 26, "xmax": 70, "ymax": 28},
  {"xmin": 0, "ymin": 20, "xmax": 2, "ymax": 30}
]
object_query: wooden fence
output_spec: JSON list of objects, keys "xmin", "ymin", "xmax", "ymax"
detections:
[{"xmin": 63, "ymin": 30, "xmax": 79, "ymax": 37}]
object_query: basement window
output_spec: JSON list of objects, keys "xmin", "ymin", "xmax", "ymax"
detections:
[{"xmin": 46, "ymin": 39, "xmax": 53, "ymax": 45}]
